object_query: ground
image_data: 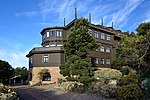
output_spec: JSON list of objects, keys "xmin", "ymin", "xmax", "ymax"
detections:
[{"xmin": 12, "ymin": 84, "xmax": 115, "ymax": 100}]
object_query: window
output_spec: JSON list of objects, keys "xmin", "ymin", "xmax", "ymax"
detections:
[
  {"xmin": 49, "ymin": 31, "xmax": 55, "ymax": 37},
  {"xmin": 57, "ymin": 44, "xmax": 63, "ymax": 47},
  {"xmin": 45, "ymin": 45, "xmax": 49, "ymax": 47},
  {"xmin": 94, "ymin": 32, "xmax": 99, "ymax": 38},
  {"xmin": 100, "ymin": 45, "xmax": 105, "ymax": 52},
  {"xmin": 56, "ymin": 30, "xmax": 62, "ymax": 37},
  {"xmin": 42, "ymin": 72, "xmax": 51, "ymax": 81},
  {"xmin": 46, "ymin": 31, "xmax": 49, "ymax": 37},
  {"xmin": 106, "ymin": 59, "xmax": 110, "ymax": 64},
  {"xmin": 95, "ymin": 58, "xmax": 98, "ymax": 64},
  {"xmin": 50, "ymin": 44, "xmax": 56, "ymax": 47},
  {"xmin": 100, "ymin": 58, "xmax": 105, "ymax": 64},
  {"xmin": 101, "ymin": 33, "xmax": 105, "ymax": 40},
  {"xmin": 30, "ymin": 57, "xmax": 32, "ymax": 64},
  {"xmin": 118, "ymin": 33, "xmax": 120, "ymax": 36},
  {"xmin": 43, "ymin": 55, "xmax": 48, "ymax": 63},
  {"xmin": 42, "ymin": 33, "xmax": 46, "ymax": 39},
  {"xmin": 92, "ymin": 57, "xmax": 98, "ymax": 65},
  {"xmin": 106, "ymin": 47, "xmax": 110, "ymax": 53},
  {"xmin": 107, "ymin": 34, "xmax": 111, "ymax": 41}
]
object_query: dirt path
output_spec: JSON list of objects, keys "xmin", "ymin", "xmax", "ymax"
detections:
[{"xmin": 12, "ymin": 85, "xmax": 114, "ymax": 100}]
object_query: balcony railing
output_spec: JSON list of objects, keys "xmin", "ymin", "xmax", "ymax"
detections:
[{"xmin": 32, "ymin": 47, "xmax": 63, "ymax": 52}]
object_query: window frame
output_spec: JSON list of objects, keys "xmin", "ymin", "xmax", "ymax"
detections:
[
  {"xmin": 100, "ymin": 58, "xmax": 105, "ymax": 65},
  {"xmin": 100, "ymin": 45, "xmax": 105, "ymax": 52},
  {"xmin": 43, "ymin": 55, "xmax": 49, "ymax": 63},
  {"xmin": 101, "ymin": 33, "xmax": 105, "ymax": 40},
  {"xmin": 106, "ymin": 59, "xmax": 110, "ymax": 65},
  {"xmin": 106, "ymin": 46, "xmax": 111, "ymax": 53},
  {"xmin": 107, "ymin": 34, "xmax": 111, "ymax": 41}
]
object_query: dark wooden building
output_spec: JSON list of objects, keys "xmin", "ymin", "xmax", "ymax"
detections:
[{"xmin": 26, "ymin": 18, "xmax": 123, "ymax": 85}]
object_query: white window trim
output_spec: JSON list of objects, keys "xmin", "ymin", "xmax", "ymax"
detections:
[
  {"xmin": 43, "ymin": 55, "xmax": 49, "ymax": 63},
  {"xmin": 50, "ymin": 44, "xmax": 56, "ymax": 47},
  {"xmin": 57, "ymin": 44, "xmax": 63, "ymax": 47},
  {"xmin": 106, "ymin": 59, "xmax": 110, "ymax": 64},
  {"xmin": 107, "ymin": 34, "xmax": 110, "ymax": 41},
  {"xmin": 100, "ymin": 58, "xmax": 105, "ymax": 64},
  {"xmin": 47, "ymin": 31, "xmax": 49, "ymax": 37},
  {"xmin": 101, "ymin": 33, "xmax": 105, "ymax": 40},
  {"xmin": 100, "ymin": 45, "xmax": 105, "ymax": 52},
  {"xmin": 106, "ymin": 47, "xmax": 110, "ymax": 53}
]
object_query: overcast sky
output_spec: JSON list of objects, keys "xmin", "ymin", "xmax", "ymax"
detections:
[{"xmin": 0, "ymin": 0, "xmax": 149, "ymax": 68}]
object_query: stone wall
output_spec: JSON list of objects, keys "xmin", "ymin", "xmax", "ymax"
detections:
[{"xmin": 29, "ymin": 67, "xmax": 63, "ymax": 85}]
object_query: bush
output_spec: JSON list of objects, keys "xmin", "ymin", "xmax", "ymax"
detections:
[
  {"xmin": 117, "ymin": 83, "xmax": 143, "ymax": 100},
  {"xmin": 100, "ymin": 84, "xmax": 117, "ymax": 98},
  {"xmin": 59, "ymin": 81, "xmax": 83, "ymax": 91},
  {"xmin": 94, "ymin": 69, "xmax": 122, "ymax": 80},
  {"xmin": 141, "ymin": 77, "xmax": 150, "ymax": 99},
  {"xmin": 0, "ymin": 84, "xmax": 19, "ymax": 100},
  {"xmin": 79, "ymin": 76, "xmax": 95, "ymax": 85},
  {"xmin": 87, "ymin": 78, "xmax": 105, "ymax": 93},
  {"xmin": 118, "ymin": 72, "xmax": 140, "ymax": 86}
]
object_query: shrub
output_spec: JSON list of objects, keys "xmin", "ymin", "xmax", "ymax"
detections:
[
  {"xmin": 94, "ymin": 69, "xmax": 122, "ymax": 80},
  {"xmin": 59, "ymin": 81, "xmax": 83, "ymax": 91},
  {"xmin": 141, "ymin": 77, "xmax": 150, "ymax": 99},
  {"xmin": 78, "ymin": 76, "xmax": 95, "ymax": 86},
  {"xmin": 0, "ymin": 84, "xmax": 19, "ymax": 100},
  {"xmin": 117, "ymin": 83, "xmax": 143, "ymax": 100},
  {"xmin": 119, "ymin": 72, "xmax": 140, "ymax": 86},
  {"xmin": 100, "ymin": 84, "xmax": 117, "ymax": 98},
  {"xmin": 87, "ymin": 78, "xmax": 105, "ymax": 93},
  {"xmin": 57, "ymin": 78, "xmax": 66, "ymax": 86}
]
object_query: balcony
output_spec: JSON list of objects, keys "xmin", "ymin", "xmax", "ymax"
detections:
[
  {"xmin": 26, "ymin": 47, "xmax": 64, "ymax": 57},
  {"xmin": 32, "ymin": 47, "xmax": 63, "ymax": 51}
]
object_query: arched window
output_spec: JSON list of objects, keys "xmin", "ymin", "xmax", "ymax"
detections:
[{"xmin": 42, "ymin": 72, "xmax": 51, "ymax": 81}]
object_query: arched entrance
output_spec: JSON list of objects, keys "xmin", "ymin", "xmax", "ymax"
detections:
[{"xmin": 42, "ymin": 72, "xmax": 51, "ymax": 81}]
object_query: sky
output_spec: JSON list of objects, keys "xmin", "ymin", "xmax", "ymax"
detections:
[{"xmin": 0, "ymin": 0, "xmax": 150, "ymax": 68}]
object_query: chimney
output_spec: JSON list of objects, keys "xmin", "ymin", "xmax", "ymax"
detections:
[
  {"xmin": 101, "ymin": 18, "xmax": 103, "ymax": 26},
  {"xmin": 112, "ymin": 22, "xmax": 114, "ymax": 28},
  {"xmin": 64, "ymin": 18, "xmax": 66, "ymax": 26},
  {"xmin": 89, "ymin": 13, "xmax": 91, "ymax": 23},
  {"xmin": 75, "ymin": 7, "xmax": 77, "ymax": 19}
]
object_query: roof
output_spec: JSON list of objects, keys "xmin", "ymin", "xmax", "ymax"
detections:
[{"xmin": 40, "ymin": 26, "xmax": 66, "ymax": 35}]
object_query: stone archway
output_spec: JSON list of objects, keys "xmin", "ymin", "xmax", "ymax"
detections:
[{"xmin": 42, "ymin": 72, "xmax": 51, "ymax": 81}]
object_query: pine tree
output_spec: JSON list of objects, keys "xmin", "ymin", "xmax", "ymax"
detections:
[{"xmin": 60, "ymin": 18, "xmax": 98, "ymax": 84}]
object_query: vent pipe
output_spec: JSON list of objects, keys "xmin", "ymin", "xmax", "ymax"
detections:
[
  {"xmin": 112, "ymin": 22, "xmax": 114, "ymax": 28},
  {"xmin": 64, "ymin": 18, "xmax": 66, "ymax": 26},
  {"xmin": 89, "ymin": 13, "xmax": 91, "ymax": 23},
  {"xmin": 75, "ymin": 7, "xmax": 77, "ymax": 19},
  {"xmin": 101, "ymin": 18, "xmax": 103, "ymax": 26}
]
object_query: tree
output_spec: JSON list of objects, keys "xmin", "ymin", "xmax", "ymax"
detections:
[
  {"xmin": 112, "ymin": 22, "xmax": 150, "ymax": 75},
  {"xmin": 60, "ymin": 18, "xmax": 98, "ymax": 84},
  {"xmin": 0, "ymin": 60, "xmax": 14, "ymax": 83},
  {"xmin": 136, "ymin": 22, "xmax": 150, "ymax": 36},
  {"xmin": 14, "ymin": 67, "xmax": 28, "ymax": 80}
]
